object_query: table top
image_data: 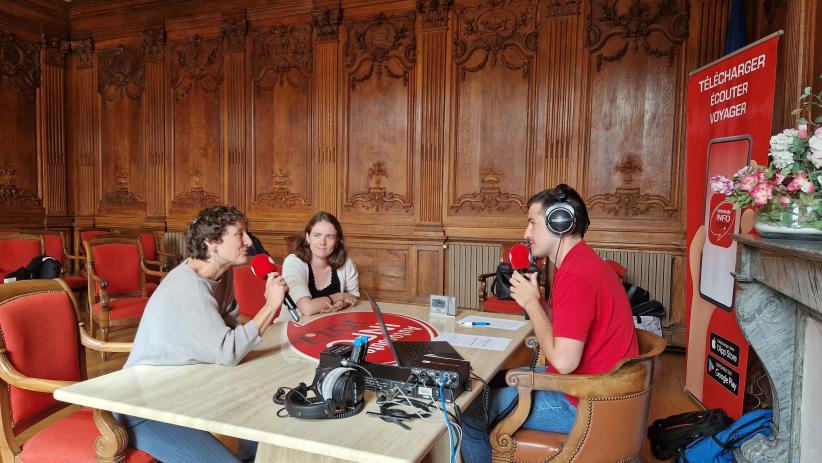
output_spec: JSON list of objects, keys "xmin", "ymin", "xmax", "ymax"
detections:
[{"xmin": 55, "ymin": 302, "xmax": 533, "ymax": 463}]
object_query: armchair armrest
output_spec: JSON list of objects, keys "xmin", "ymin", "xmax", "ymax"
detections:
[
  {"xmin": 0, "ymin": 352, "xmax": 73, "ymax": 393},
  {"xmin": 505, "ymin": 362, "xmax": 652, "ymax": 398},
  {"xmin": 87, "ymin": 270, "xmax": 110, "ymax": 307},
  {"xmin": 78, "ymin": 323, "xmax": 132, "ymax": 353},
  {"xmin": 143, "ymin": 259, "xmax": 167, "ymax": 272},
  {"xmin": 477, "ymin": 272, "xmax": 496, "ymax": 302},
  {"xmin": 141, "ymin": 261, "xmax": 167, "ymax": 278}
]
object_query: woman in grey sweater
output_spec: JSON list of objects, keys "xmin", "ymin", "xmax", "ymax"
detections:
[{"xmin": 119, "ymin": 206, "xmax": 288, "ymax": 463}]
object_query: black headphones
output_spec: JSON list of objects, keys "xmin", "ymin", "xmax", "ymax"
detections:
[
  {"xmin": 274, "ymin": 367, "xmax": 365, "ymax": 419},
  {"xmin": 544, "ymin": 187, "xmax": 577, "ymax": 236}
]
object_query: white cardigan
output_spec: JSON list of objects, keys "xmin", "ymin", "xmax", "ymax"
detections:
[{"xmin": 281, "ymin": 254, "xmax": 360, "ymax": 304}]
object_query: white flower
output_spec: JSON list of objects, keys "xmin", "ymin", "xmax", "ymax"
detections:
[
  {"xmin": 808, "ymin": 135, "xmax": 822, "ymax": 168},
  {"xmin": 771, "ymin": 150, "xmax": 794, "ymax": 169},
  {"xmin": 770, "ymin": 129, "xmax": 799, "ymax": 153}
]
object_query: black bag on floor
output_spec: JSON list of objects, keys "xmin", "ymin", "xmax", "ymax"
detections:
[
  {"xmin": 647, "ymin": 408, "xmax": 733, "ymax": 460},
  {"xmin": 491, "ymin": 262, "xmax": 513, "ymax": 300}
]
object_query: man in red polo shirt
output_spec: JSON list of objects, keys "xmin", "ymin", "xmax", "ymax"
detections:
[{"xmin": 460, "ymin": 184, "xmax": 638, "ymax": 463}]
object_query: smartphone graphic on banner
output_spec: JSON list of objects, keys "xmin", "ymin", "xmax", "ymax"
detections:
[{"xmin": 699, "ymin": 135, "xmax": 752, "ymax": 310}]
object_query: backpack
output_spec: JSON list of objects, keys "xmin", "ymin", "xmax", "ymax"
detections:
[
  {"xmin": 5, "ymin": 256, "xmax": 62, "ymax": 282},
  {"xmin": 677, "ymin": 409, "xmax": 773, "ymax": 462},
  {"xmin": 647, "ymin": 409, "xmax": 732, "ymax": 460},
  {"xmin": 491, "ymin": 262, "xmax": 513, "ymax": 300}
]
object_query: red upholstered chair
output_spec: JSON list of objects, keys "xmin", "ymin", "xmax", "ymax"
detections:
[
  {"xmin": 0, "ymin": 279, "xmax": 155, "ymax": 463},
  {"xmin": 477, "ymin": 245, "xmax": 546, "ymax": 315},
  {"xmin": 0, "ymin": 234, "xmax": 43, "ymax": 284},
  {"xmin": 233, "ymin": 260, "xmax": 282, "ymax": 319},
  {"xmin": 490, "ymin": 329, "xmax": 666, "ymax": 462},
  {"xmin": 85, "ymin": 237, "xmax": 165, "ymax": 359},
  {"xmin": 137, "ymin": 230, "xmax": 181, "ymax": 269},
  {"xmin": 39, "ymin": 231, "xmax": 87, "ymax": 293}
]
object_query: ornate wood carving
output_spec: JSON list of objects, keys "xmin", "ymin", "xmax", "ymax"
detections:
[
  {"xmin": 452, "ymin": 0, "xmax": 539, "ymax": 81},
  {"xmin": 345, "ymin": 161, "xmax": 411, "ymax": 212},
  {"xmin": 142, "ymin": 29, "xmax": 165, "ymax": 62},
  {"xmin": 99, "ymin": 167, "xmax": 146, "ymax": 210},
  {"xmin": 0, "ymin": 32, "xmax": 40, "ymax": 99},
  {"xmin": 252, "ymin": 169, "xmax": 310, "ymax": 209},
  {"xmin": 546, "ymin": 0, "xmax": 581, "ymax": 17},
  {"xmin": 315, "ymin": 39, "xmax": 339, "ymax": 211},
  {"xmin": 615, "ymin": 154, "xmax": 642, "ymax": 184},
  {"xmin": 312, "ymin": 7, "xmax": 343, "ymax": 42},
  {"xmin": 171, "ymin": 167, "xmax": 222, "ymax": 209},
  {"xmin": 92, "ymin": 409, "xmax": 128, "ymax": 463},
  {"xmin": 417, "ymin": 0, "xmax": 453, "ymax": 30},
  {"xmin": 584, "ymin": 0, "xmax": 689, "ymax": 71},
  {"xmin": 97, "ymin": 44, "xmax": 145, "ymax": 103},
  {"xmin": 0, "ymin": 164, "xmax": 42, "ymax": 208},
  {"xmin": 251, "ymin": 24, "xmax": 313, "ymax": 94},
  {"xmin": 69, "ymin": 38, "xmax": 95, "ymax": 69},
  {"xmin": 588, "ymin": 187, "xmax": 675, "ymax": 217},
  {"xmin": 221, "ymin": 18, "xmax": 247, "ymax": 53},
  {"xmin": 764, "ymin": 0, "xmax": 786, "ymax": 24},
  {"xmin": 169, "ymin": 35, "xmax": 223, "ymax": 101},
  {"xmin": 450, "ymin": 163, "xmax": 526, "ymax": 213},
  {"xmin": 343, "ymin": 11, "xmax": 416, "ymax": 90},
  {"xmin": 41, "ymin": 35, "xmax": 68, "ymax": 68}
]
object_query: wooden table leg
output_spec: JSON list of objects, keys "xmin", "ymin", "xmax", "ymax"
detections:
[{"xmin": 92, "ymin": 408, "xmax": 127, "ymax": 463}]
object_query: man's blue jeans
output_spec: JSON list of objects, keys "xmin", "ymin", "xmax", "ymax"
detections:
[{"xmin": 460, "ymin": 386, "xmax": 576, "ymax": 463}]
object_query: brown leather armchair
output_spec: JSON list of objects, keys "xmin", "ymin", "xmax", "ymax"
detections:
[{"xmin": 490, "ymin": 329, "xmax": 666, "ymax": 462}]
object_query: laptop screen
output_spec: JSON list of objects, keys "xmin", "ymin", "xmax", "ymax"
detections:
[{"xmin": 364, "ymin": 289, "xmax": 402, "ymax": 365}]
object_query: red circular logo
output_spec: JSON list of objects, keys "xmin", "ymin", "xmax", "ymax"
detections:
[
  {"xmin": 286, "ymin": 312, "xmax": 438, "ymax": 364},
  {"xmin": 708, "ymin": 193, "xmax": 736, "ymax": 248}
]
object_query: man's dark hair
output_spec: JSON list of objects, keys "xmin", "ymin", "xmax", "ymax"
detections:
[
  {"xmin": 293, "ymin": 211, "xmax": 348, "ymax": 269},
  {"xmin": 527, "ymin": 184, "xmax": 590, "ymax": 238},
  {"xmin": 186, "ymin": 206, "xmax": 247, "ymax": 261}
]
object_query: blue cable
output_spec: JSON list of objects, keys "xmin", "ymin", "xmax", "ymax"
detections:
[{"xmin": 439, "ymin": 380, "xmax": 455, "ymax": 463}]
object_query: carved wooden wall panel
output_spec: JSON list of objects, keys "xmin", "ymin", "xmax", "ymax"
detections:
[
  {"xmin": 249, "ymin": 21, "xmax": 314, "ymax": 217},
  {"xmin": 313, "ymin": 11, "xmax": 341, "ymax": 214},
  {"xmin": 143, "ymin": 29, "xmax": 166, "ymax": 221},
  {"xmin": 447, "ymin": 0, "xmax": 541, "ymax": 223},
  {"xmin": 68, "ymin": 37, "xmax": 97, "ymax": 224},
  {"xmin": 40, "ymin": 36, "xmax": 69, "ymax": 222},
  {"xmin": 341, "ymin": 11, "xmax": 416, "ymax": 220}
]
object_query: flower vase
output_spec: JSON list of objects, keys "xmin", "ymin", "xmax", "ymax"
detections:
[{"xmin": 754, "ymin": 197, "xmax": 822, "ymax": 239}]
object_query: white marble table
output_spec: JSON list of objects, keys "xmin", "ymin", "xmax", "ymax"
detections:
[{"xmin": 55, "ymin": 302, "xmax": 533, "ymax": 463}]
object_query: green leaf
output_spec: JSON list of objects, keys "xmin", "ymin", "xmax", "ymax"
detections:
[
  {"xmin": 816, "ymin": 115, "xmax": 822, "ymax": 124},
  {"xmin": 800, "ymin": 191, "xmax": 815, "ymax": 205},
  {"xmin": 792, "ymin": 109, "xmax": 802, "ymax": 115},
  {"xmin": 804, "ymin": 86, "xmax": 813, "ymax": 95},
  {"xmin": 798, "ymin": 117, "xmax": 810, "ymax": 125}
]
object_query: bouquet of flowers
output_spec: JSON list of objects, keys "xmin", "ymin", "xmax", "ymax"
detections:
[{"xmin": 710, "ymin": 78, "xmax": 822, "ymax": 231}]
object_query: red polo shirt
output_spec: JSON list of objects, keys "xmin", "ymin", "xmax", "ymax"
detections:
[{"xmin": 549, "ymin": 241, "xmax": 638, "ymax": 405}]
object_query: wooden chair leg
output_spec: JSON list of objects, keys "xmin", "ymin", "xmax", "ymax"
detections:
[
  {"xmin": 92, "ymin": 409, "xmax": 128, "ymax": 463},
  {"xmin": 99, "ymin": 313, "xmax": 109, "ymax": 361}
]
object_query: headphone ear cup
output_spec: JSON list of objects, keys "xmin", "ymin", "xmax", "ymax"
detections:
[
  {"xmin": 320, "ymin": 367, "xmax": 354, "ymax": 405},
  {"xmin": 545, "ymin": 203, "xmax": 576, "ymax": 236}
]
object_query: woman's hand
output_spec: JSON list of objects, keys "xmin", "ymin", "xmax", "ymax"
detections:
[
  {"xmin": 340, "ymin": 293, "xmax": 358, "ymax": 307},
  {"xmin": 264, "ymin": 272, "xmax": 288, "ymax": 310},
  {"xmin": 320, "ymin": 298, "xmax": 346, "ymax": 313},
  {"xmin": 510, "ymin": 270, "xmax": 541, "ymax": 312}
]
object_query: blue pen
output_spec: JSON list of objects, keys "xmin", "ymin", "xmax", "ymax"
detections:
[{"xmin": 459, "ymin": 321, "xmax": 491, "ymax": 327}]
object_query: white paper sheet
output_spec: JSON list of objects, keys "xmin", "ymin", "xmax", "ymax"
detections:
[
  {"xmin": 457, "ymin": 315, "xmax": 527, "ymax": 331},
  {"xmin": 434, "ymin": 332, "xmax": 511, "ymax": 351}
]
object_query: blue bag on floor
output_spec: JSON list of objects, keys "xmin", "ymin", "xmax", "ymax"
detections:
[{"xmin": 677, "ymin": 409, "xmax": 773, "ymax": 463}]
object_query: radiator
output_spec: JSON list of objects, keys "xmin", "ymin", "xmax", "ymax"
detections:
[
  {"xmin": 163, "ymin": 232, "xmax": 187, "ymax": 259},
  {"xmin": 595, "ymin": 249, "xmax": 674, "ymax": 325},
  {"xmin": 446, "ymin": 243, "xmax": 501, "ymax": 310}
]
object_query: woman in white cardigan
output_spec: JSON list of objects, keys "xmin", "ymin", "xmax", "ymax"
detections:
[{"xmin": 282, "ymin": 212, "xmax": 360, "ymax": 315}]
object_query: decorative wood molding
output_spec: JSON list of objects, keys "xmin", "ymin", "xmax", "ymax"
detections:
[
  {"xmin": 221, "ymin": 18, "xmax": 247, "ymax": 53},
  {"xmin": 252, "ymin": 169, "xmax": 310, "ymax": 209},
  {"xmin": 588, "ymin": 187, "xmax": 675, "ymax": 217},
  {"xmin": 345, "ymin": 161, "xmax": 411, "ymax": 212},
  {"xmin": 343, "ymin": 11, "xmax": 417, "ymax": 90},
  {"xmin": 584, "ymin": 0, "xmax": 689, "ymax": 71},
  {"xmin": 169, "ymin": 35, "xmax": 223, "ymax": 101},
  {"xmin": 251, "ymin": 24, "xmax": 313, "ymax": 94},
  {"xmin": 0, "ymin": 32, "xmax": 40, "ymax": 99},
  {"xmin": 41, "ymin": 35, "xmax": 69, "ymax": 68},
  {"xmin": 69, "ymin": 38, "xmax": 95, "ymax": 69},
  {"xmin": 546, "ymin": 0, "xmax": 581, "ymax": 17},
  {"xmin": 615, "ymin": 154, "xmax": 642, "ymax": 185},
  {"xmin": 452, "ymin": 0, "xmax": 539, "ymax": 81},
  {"xmin": 764, "ymin": 0, "xmax": 786, "ymax": 24},
  {"xmin": 450, "ymin": 163, "xmax": 526, "ymax": 213},
  {"xmin": 312, "ymin": 7, "xmax": 343, "ymax": 42},
  {"xmin": 315, "ymin": 40, "xmax": 339, "ymax": 211},
  {"xmin": 171, "ymin": 167, "xmax": 222, "ymax": 209},
  {"xmin": 97, "ymin": 44, "xmax": 145, "ymax": 103},
  {"xmin": 417, "ymin": 0, "xmax": 453, "ymax": 30},
  {"xmin": 142, "ymin": 29, "xmax": 165, "ymax": 62},
  {"xmin": 99, "ymin": 167, "xmax": 146, "ymax": 210},
  {"xmin": 0, "ymin": 164, "xmax": 43, "ymax": 208}
]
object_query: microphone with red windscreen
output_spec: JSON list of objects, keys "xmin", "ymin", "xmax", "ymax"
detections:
[
  {"xmin": 508, "ymin": 243, "xmax": 532, "ymax": 270},
  {"xmin": 250, "ymin": 254, "xmax": 300, "ymax": 322}
]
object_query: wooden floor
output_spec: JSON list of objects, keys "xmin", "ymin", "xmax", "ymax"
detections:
[{"xmin": 5, "ymin": 325, "xmax": 699, "ymax": 463}]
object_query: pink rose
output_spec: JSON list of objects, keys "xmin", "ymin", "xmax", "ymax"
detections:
[
  {"xmin": 739, "ymin": 174, "xmax": 758, "ymax": 191},
  {"xmin": 799, "ymin": 123, "xmax": 809, "ymax": 139},
  {"xmin": 787, "ymin": 173, "xmax": 814, "ymax": 193},
  {"xmin": 750, "ymin": 182, "xmax": 774, "ymax": 206},
  {"xmin": 816, "ymin": 127, "xmax": 822, "ymax": 137},
  {"xmin": 780, "ymin": 195, "xmax": 791, "ymax": 206},
  {"xmin": 710, "ymin": 175, "xmax": 735, "ymax": 195},
  {"xmin": 774, "ymin": 173, "xmax": 786, "ymax": 185}
]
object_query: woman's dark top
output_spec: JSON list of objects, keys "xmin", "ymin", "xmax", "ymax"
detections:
[{"xmin": 308, "ymin": 265, "xmax": 341, "ymax": 297}]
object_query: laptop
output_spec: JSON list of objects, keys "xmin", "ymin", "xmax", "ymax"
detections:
[{"xmin": 364, "ymin": 289, "xmax": 464, "ymax": 366}]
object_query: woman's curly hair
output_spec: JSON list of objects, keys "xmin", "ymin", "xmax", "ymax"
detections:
[{"xmin": 185, "ymin": 206, "xmax": 247, "ymax": 261}]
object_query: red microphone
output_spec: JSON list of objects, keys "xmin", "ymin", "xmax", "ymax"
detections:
[
  {"xmin": 508, "ymin": 243, "xmax": 532, "ymax": 270},
  {"xmin": 250, "ymin": 254, "xmax": 300, "ymax": 322}
]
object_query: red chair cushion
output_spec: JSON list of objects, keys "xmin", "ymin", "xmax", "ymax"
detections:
[
  {"xmin": 483, "ymin": 296, "xmax": 525, "ymax": 315},
  {"xmin": 80, "ymin": 230, "xmax": 109, "ymax": 243},
  {"xmin": 92, "ymin": 244, "xmax": 141, "ymax": 295},
  {"xmin": 92, "ymin": 297, "xmax": 149, "ymax": 320},
  {"xmin": 62, "ymin": 275, "xmax": 87, "ymax": 290},
  {"xmin": 19, "ymin": 408, "xmax": 155, "ymax": 463},
  {"xmin": 42, "ymin": 234, "xmax": 64, "ymax": 264},
  {"xmin": 0, "ymin": 239, "xmax": 41, "ymax": 277},
  {"xmin": 605, "ymin": 259, "xmax": 626, "ymax": 280},
  {"xmin": 146, "ymin": 282, "xmax": 158, "ymax": 296},
  {"xmin": 139, "ymin": 232, "xmax": 157, "ymax": 261},
  {"xmin": 0, "ymin": 291, "xmax": 81, "ymax": 428}
]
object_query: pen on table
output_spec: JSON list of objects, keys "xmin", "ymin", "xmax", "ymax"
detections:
[{"xmin": 459, "ymin": 321, "xmax": 491, "ymax": 327}]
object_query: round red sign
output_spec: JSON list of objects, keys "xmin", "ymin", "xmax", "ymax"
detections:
[{"xmin": 286, "ymin": 312, "xmax": 438, "ymax": 364}]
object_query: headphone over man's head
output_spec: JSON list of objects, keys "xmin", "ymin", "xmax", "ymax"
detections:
[
  {"xmin": 274, "ymin": 366, "xmax": 365, "ymax": 419},
  {"xmin": 544, "ymin": 187, "xmax": 578, "ymax": 236}
]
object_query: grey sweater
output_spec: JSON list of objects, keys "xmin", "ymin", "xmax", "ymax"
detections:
[{"xmin": 124, "ymin": 259, "xmax": 261, "ymax": 368}]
